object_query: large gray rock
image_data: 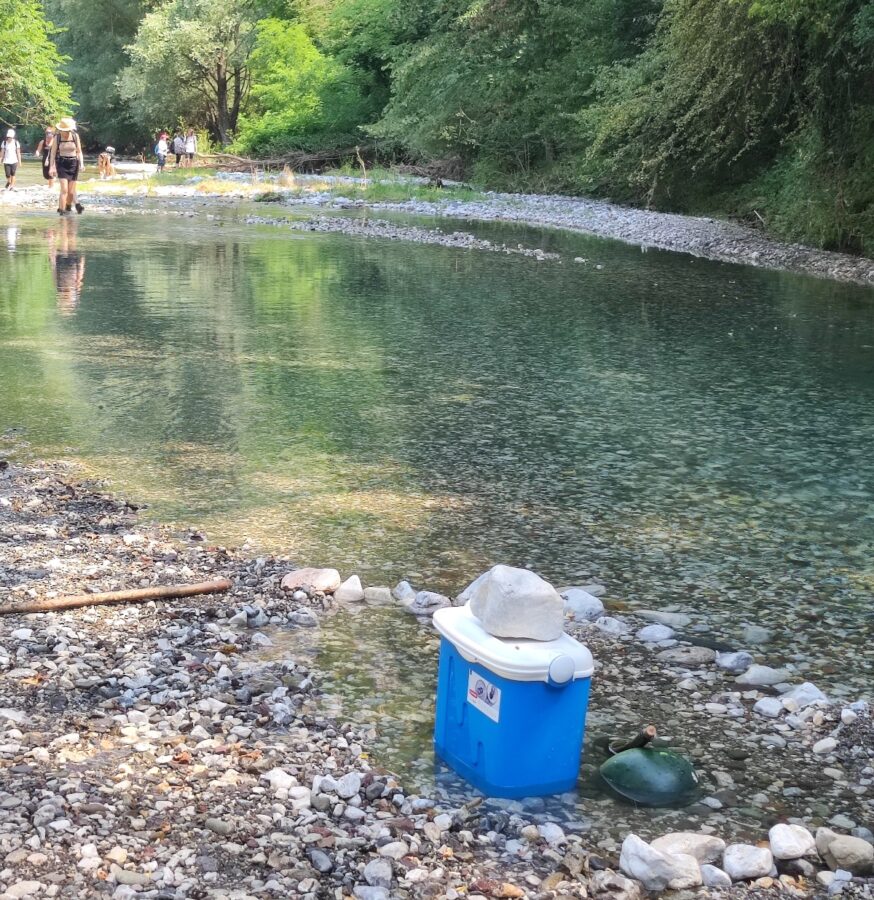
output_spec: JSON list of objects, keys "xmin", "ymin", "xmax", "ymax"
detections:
[
  {"xmin": 619, "ymin": 834, "xmax": 701, "ymax": 892},
  {"xmin": 636, "ymin": 609, "xmax": 692, "ymax": 628},
  {"xmin": 561, "ymin": 587, "xmax": 605, "ymax": 622},
  {"xmin": 334, "ymin": 575, "xmax": 365, "ymax": 603},
  {"xmin": 723, "ymin": 843, "xmax": 773, "ymax": 881},
  {"xmin": 769, "ymin": 823, "xmax": 816, "ymax": 860},
  {"xmin": 467, "ymin": 565, "xmax": 564, "ymax": 641},
  {"xmin": 657, "ymin": 645, "xmax": 717, "ymax": 665},
  {"xmin": 407, "ymin": 591, "xmax": 450, "ymax": 617},
  {"xmin": 281, "ymin": 567, "xmax": 341, "ymax": 593},
  {"xmin": 363, "ymin": 858, "xmax": 393, "ymax": 888},
  {"xmin": 816, "ymin": 828, "xmax": 874, "ymax": 874},
  {"xmin": 594, "ymin": 616, "xmax": 630, "ymax": 636},
  {"xmin": 735, "ymin": 664, "xmax": 790, "ymax": 686},
  {"xmin": 650, "ymin": 833, "xmax": 725, "ymax": 865},
  {"xmin": 701, "ymin": 864, "xmax": 732, "ymax": 888},
  {"xmin": 636, "ymin": 623, "xmax": 675, "ymax": 642},
  {"xmin": 391, "ymin": 581, "xmax": 417, "ymax": 604},
  {"xmin": 778, "ymin": 682, "xmax": 828, "ymax": 709},
  {"xmin": 715, "ymin": 650, "xmax": 753, "ymax": 674}
]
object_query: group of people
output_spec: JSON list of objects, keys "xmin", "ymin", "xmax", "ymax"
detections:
[
  {"xmin": 3, "ymin": 118, "xmax": 87, "ymax": 215},
  {"xmin": 154, "ymin": 128, "xmax": 198, "ymax": 173},
  {"xmin": 1, "ymin": 119, "xmax": 200, "ymax": 213}
]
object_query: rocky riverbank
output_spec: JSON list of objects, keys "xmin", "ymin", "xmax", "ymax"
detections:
[
  {"xmin": 1, "ymin": 456, "xmax": 873, "ymax": 899},
  {"xmin": 2, "ymin": 174, "xmax": 874, "ymax": 286}
]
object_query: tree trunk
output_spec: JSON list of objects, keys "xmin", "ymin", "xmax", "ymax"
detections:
[{"xmin": 215, "ymin": 60, "xmax": 230, "ymax": 145}]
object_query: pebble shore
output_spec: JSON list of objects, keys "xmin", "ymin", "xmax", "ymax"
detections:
[
  {"xmin": 2, "ymin": 454, "xmax": 873, "ymax": 899},
  {"xmin": 3, "ymin": 174, "xmax": 874, "ymax": 285}
]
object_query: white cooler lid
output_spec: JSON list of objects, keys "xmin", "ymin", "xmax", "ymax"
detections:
[{"xmin": 433, "ymin": 604, "xmax": 594, "ymax": 682}]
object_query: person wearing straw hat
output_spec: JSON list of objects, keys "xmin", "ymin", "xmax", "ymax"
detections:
[
  {"xmin": 49, "ymin": 117, "xmax": 85, "ymax": 215},
  {"xmin": 2, "ymin": 129, "xmax": 22, "ymax": 191}
]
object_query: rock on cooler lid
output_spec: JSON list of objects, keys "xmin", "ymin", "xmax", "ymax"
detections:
[{"xmin": 433, "ymin": 603, "xmax": 593, "ymax": 683}]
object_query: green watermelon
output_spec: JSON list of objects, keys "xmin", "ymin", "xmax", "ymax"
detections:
[{"xmin": 599, "ymin": 747, "xmax": 700, "ymax": 807}]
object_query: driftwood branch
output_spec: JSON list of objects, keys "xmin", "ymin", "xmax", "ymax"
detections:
[
  {"xmin": 0, "ymin": 579, "xmax": 232, "ymax": 616},
  {"xmin": 200, "ymin": 145, "xmax": 376, "ymax": 173},
  {"xmin": 608, "ymin": 725, "xmax": 657, "ymax": 756}
]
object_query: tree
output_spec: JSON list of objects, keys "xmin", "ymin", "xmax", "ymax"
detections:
[
  {"xmin": 0, "ymin": 0, "xmax": 73, "ymax": 127},
  {"xmin": 119, "ymin": 0, "xmax": 260, "ymax": 144},
  {"xmin": 44, "ymin": 0, "xmax": 152, "ymax": 148},
  {"xmin": 234, "ymin": 18, "xmax": 374, "ymax": 153}
]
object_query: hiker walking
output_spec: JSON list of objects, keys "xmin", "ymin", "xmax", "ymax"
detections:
[
  {"xmin": 35, "ymin": 126, "xmax": 56, "ymax": 188},
  {"xmin": 184, "ymin": 128, "xmax": 198, "ymax": 167},
  {"xmin": 49, "ymin": 117, "xmax": 85, "ymax": 215},
  {"xmin": 2, "ymin": 129, "xmax": 22, "ymax": 191}
]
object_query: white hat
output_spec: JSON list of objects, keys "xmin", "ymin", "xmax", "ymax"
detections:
[{"xmin": 5, "ymin": 129, "xmax": 14, "ymax": 138}]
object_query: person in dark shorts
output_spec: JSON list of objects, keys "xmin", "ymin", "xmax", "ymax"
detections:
[
  {"xmin": 49, "ymin": 117, "xmax": 85, "ymax": 215},
  {"xmin": 35, "ymin": 127, "xmax": 57, "ymax": 188},
  {"xmin": 173, "ymin": 131, "xmax": 184, "ymax": 167},
  {"xmin": 2, "ymin": 129, "xmax": 22, "ymax": 190}
]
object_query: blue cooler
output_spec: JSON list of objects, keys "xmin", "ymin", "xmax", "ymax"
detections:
[{"xmin": 433, "ymin": 604, "xmax": 594, "ymax": 798}]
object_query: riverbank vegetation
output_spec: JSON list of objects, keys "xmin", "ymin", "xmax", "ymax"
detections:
[{"xmin": 4, "ymin": 0, "xmax": 874, "ymax": 254}]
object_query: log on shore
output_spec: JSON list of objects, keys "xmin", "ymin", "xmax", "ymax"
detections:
[
  {"xmin": 0, "ymin": 579, "xmax": 232, "ymax": 616},
  {"xmin": 200, "ymin": 146, "xmax": 376, "ymax": 172}
]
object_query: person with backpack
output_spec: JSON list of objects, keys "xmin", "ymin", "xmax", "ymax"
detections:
[
  {"xmin": 172, "ymin": 131, "xmax": 184, "ymax": 167},
  {"xmin": 35, "ymin": 126, "xmax": 57, "ymax": 188},
  {"xmin": 155, "ymin": 131, "xmax": 169, "ymax": 173},
  {"xmin": 2, "ymin": 129, "xmax": 22, "ymax": 191},
  {"xmin": 48, "ymin": 117, "xmax": 85, "ymax": 215}
]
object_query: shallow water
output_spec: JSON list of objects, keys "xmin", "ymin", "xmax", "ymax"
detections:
[{"xmin": 1, "ymin": 207, "xmax": 874, "ymax": 701}]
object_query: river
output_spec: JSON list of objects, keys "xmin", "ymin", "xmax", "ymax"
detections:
[{"xmin": 1, "ymin": 205, "xmax": 873, "ymax": 702}]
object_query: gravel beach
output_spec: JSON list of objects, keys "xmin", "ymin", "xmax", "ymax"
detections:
[
  {"xmin": 2, "ymin": 450, "xmax": 873, "ymax": 899},
  {"xmin": 2, "ymin": 174, "xmax": 874, "ymax": 286}
]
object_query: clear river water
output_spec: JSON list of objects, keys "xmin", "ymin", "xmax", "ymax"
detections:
[{"xmin": 1, "ymin": 206, "xmax": 873, "ymax": 705}]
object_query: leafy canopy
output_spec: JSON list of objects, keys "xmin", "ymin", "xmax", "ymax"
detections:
[{"xmin": 0, "ymin": 0, "xmax": 73, "ymax": 127}]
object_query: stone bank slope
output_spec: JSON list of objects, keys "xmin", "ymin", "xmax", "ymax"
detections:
[{"xmin": 0, "ymin": 459, "xmax": 868, "ymax": 900}]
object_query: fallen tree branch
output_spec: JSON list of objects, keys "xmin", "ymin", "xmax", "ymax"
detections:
[
  {"xmin": 0, "ymin": 579, "xmax": 232, "ymax": 616},
  {"xmin": 199, "ymin": 145, "xmax": 377, "ymax": 173}
]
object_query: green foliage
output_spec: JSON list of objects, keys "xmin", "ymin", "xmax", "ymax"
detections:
[
  {"xmin": 0, "ymin": 0, "xmax": 73, "ymax": 127},
  {"xmin": 234, "ymin": 18, "xmax": 374, "ymax": 153},
  {"xmin": 119, "ymin": 0, "xmax": 260, "ymax": 144},
  {"xmin": 38, "ymin": 0, "xmax": 874, "ymax": 253},
  {"xmin": 44, "ymin": 0, "xmax": 149, "ymax": 148}
]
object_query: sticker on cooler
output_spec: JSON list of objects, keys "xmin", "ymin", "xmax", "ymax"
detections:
[{"xmin": 467, "ymin": 670, "xmax": 501, "ymax": 723}]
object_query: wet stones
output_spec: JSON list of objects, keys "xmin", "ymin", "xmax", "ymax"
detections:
[
  {"xmin": 735, "ymin": 664, "xmax": 790, "ymax": 686},
  {"xmin": 635, "ymin": 624, "xmax": 675, "ymax": 642},
  {"xmin": 636, "ymin": 610, "xmax": 692, "ymax": 629},
  {"xmin": 561, "ymin": 587, "xmax": 605, "ymax": 623},
  {"xmin": 715, "ymin": 651, "xmax": 753, "ymax": 674}
]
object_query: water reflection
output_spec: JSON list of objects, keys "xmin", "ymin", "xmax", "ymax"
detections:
[
  {"xmin": 48, "ymin": 218, "xmax": 86, "ymax": 314},
  {"xmin": 1, "ymin": 212, "xmax": 873, "ymax": 696}
]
